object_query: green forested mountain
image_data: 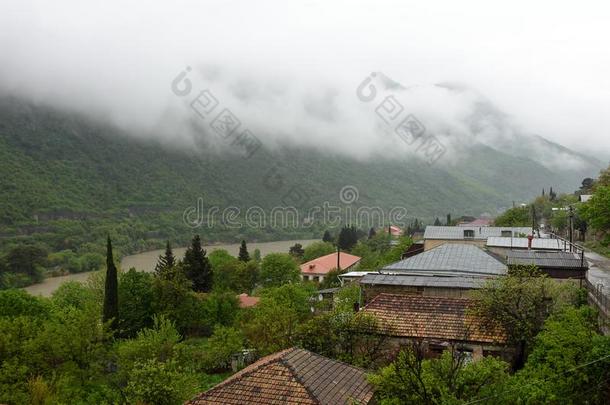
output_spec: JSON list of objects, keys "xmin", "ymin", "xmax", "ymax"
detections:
[{"xmin": 0, "ymin": 97, "xmax": 601, "ymax": 258}]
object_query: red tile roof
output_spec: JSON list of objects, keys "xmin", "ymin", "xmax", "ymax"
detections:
[
  {"xmin": 186, "ymin": 347, "xmax": 375, "ymax": 405},
  {"xmin": 237, "ymin": 293, "xmax": 260, "ymax": 308},
  {"xmin": 362, "ymin": 293, "xmax": 507, "ymax": 344},
  {"xmin": 300, "ymin": 252, "xmax": 361, "ymax": 275}
]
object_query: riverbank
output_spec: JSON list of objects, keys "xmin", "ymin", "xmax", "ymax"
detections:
[{"xmin": 24, "ymin": 239, "xmax": 317, "ymax": 297}]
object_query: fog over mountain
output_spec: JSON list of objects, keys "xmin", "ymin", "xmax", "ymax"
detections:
[{"xmin": 1, "ymin": 0, "xmax": 609, "ymax": 165}]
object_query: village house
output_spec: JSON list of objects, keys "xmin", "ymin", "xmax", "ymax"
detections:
[
  {"xmin": 360, "ymin": 243, "xmax": 505, "ymax": 302},
  {"xmin": 485, "ymin": 236, "xmax": 565, "ymax": 257},
  {"xmin": 360, "ymin": 274, "xmax": 486, "ymax": 303},
  {"xmin": 506, "ymin": 250, "xmax": 588, "ymax": 280},
  {"xmin": 186, "ymin": 347, "xmax": 376, "ymax": 405},
  {"xmin": 300, "ymin": 252, "xmax": 361, "ymax": 282},
  {"xmin": 423, "ymin": 226, "xmax": 532, "ymax": 251},
  {"xmin": 382, "ymin": 243, "xmax": 507, "ymax": 277},
  {"xmin": 361, "ymin": 293, "xmax": 510, "ymax": 361}
]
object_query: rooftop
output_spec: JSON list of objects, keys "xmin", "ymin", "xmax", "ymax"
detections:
[
  {"xmin": 361, "ymin": 293, "xmax": 507, "ymax": 344},
  {"xmin": 360, "ymin": 273, "xmax": 487, "ymax": 289},
  {"xmin": 424, "ymin": 226, "xmax": 532, "ymax": 240},
  {"xmin": 457, "ymin": 218, "xmax": 493, "ymax": 227},
  {"xmin": 382, "ymin": 243, "xmax": 507, "ymax": 277},
  {"xmin": 237, "ymin": 293, "xmax": 260, "ymax": 308},
  {"xmin": 506, "ymin": 250, "xmax": 587, "ymax": 270},
  {"xmin": 186, "ymin": 347, "xmax": 375, "ymax": 405},
  {"xmin": 300, "ymin": 252, "xmax": 361, "ymax": 275},
  {"xmin": 486, "ymin": 237, "xmax": 565, "ymax": 250}
]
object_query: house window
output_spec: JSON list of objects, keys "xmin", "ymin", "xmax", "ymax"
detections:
[
  {"xmin": 303, "ymin": 275, "xmax": 309, "ymax": 281},
  {"xmin": 313, "ymin": 276, "xmax": 320, "ymax": 283},
  {"xmin": 463, "ymin": 230, "xmax": 475, "ymax": 239},
  {"xmin": 501, "ymin": 230, "xmax": 512, "ymax": 237}
]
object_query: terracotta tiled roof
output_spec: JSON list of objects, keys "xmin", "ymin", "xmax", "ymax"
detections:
[
  {"xmin": 362, "ymin": 293, "xmax": 507, "ymax": 344},
  {"xmin": 237, "ymin": 293, "xmax": 260, "ymax": 308},
  {"xmin": 300, "ymin": 252, "xmax": 361, "ymax": 275},
  {"xmin": 186, "ymin": 347, "xmax": 375, "ymax": 405}
]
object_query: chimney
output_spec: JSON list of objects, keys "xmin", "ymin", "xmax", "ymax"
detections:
[{"xmin": 527, "ymin": 234, "xmax": 534, "ymax": 250}]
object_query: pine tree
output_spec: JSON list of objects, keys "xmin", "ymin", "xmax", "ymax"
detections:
[
  {"xmin": 446, "ymin": 214, "xmax": 452, "ymax": 226},
  {"xmin": 155, "ymin": 240, "xmax": 175, "ymax": 275},
  {"xmin": 238, "ymin": 240, "xmax": 250, "ymax": 262},
  {"xmin": 322, "ymin": 230, "xmax": 333, "ymax": 243},
  {"xmin": 434, "ymin": 217, "xmax": 442, "ymax": 226},
  {"xmin": 368, "ymin": 227, "xmax": 376, "ymax": 239},
  {"xmin": 103, "ymin": 236, "xmax": 119, "ymax": 330},
  {"xmin": 183, "ymin": 235, "xmax": 213, "ymax": 292}
]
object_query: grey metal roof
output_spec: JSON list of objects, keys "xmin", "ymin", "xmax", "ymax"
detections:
[
  {"xmin": 506, "ymin": 250, "xmax": 587, "ymax": 269},
  {"xmin": 382, "ymin": 243, "xmax": 507, "ymax": 276},
  {"xmin": 360, "ymin": 273, "xmax": 488, "ymax": 289},
  {"xmin": 486, "ymin": 237, "xmax": 564, "ymax": 250},
  {"xmin": 424, "ymin": 226, "xmax": 533, "ymax": 240}
]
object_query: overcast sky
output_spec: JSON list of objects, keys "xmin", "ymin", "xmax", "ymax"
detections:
[{"xmin": 1, "ymin": 0, "xmax": 609, "ymax": 160}]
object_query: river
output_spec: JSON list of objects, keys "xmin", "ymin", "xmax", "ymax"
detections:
[{"xmin": 24, "ymin": 239, "xmax": 317, "ymax": 297}]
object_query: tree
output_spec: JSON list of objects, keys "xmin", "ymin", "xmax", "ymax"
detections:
[
  {"xmin": 118, "ymin": 269, "xmax": 155, "ymax": 338},
  {"xmin": 433, "ymin": 217, "xmax": 441, "ymax": 226},
  {"xmin": 303, "ymin": 241, "xmax": 335, "ymax": 262},
  {"xmin": 505, "ymin": 306, "xmax": 610, "ymax": 404},
  {"xmin": 580, "ymin": 177, "xmax": 595, "ymax": 193},
  {"xmin": 580, "ymin": 186, "xmax": 610, "ymax": 234},
  {"xmin": 241, "ymin": 284, "xmax": 314, "ymax": 355},
  {"xmin": 252, "ymin": 248, "xmax": 262, "ymax": 263},
  {"xmin": 288, "ymin": 243, "xmax": 305, "ymax": 260},
  {"xmin": 446, "ymin": 213, "xmax": 452, "ymax": 226},
  {"xmin": 153, "ymin": 265, "xmax": 207, "ymax": 335},
  {"xmin": 470, "ymin": 266, "xmax": 578, "ymax": 368},
  {"xmin": 369, "ymin": 344, "xmax": 510, "ymax": 404},
  {"xmin": 368, "ymin": 227, "xmax": 377, "ymax": 239},
  {"xmin": 493, "ymin": 206, "xmax": 530, "ymax": 227},
  {"xmin": 182, "ymin": 235, "xmax": 213, "ymax": 292},
  {"xmin": 549, "ymin": 186, "xmax": 557, "ymax": 201},
  {"xmin": 238, "ymin": 240, "xmax": 250, "ymax": 262},
  {"xmin": 338, "ymin": 225, "xmax": 359, "ymax": 251},
  {"xmin": 103, "ymin": 236, "xmax": 119, "ymax": 331},
  {"xmin": 322, "ymin": 230, "xmax": 333, "ymax": 243},
  {"xmin": 259, "ymin": 253, "xmax": 300, "ymax": 287},
  {"xmin": 155, "ymin": 241, "xmax": 176, "ymax": 275},
  {"xmin": 4, "ymin": 244, "xmax": 48, "ymax": 282}
]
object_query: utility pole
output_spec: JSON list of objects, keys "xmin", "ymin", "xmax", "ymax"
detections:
[{"xmin": 568, "ymin": 205, "xmax": 574, "ymax": 252}]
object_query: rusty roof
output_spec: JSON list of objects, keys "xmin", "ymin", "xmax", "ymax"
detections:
[
  {"xmin": 186, "ymin": 347, "xmax": 375, "ymax": 405},
  {"xmin": 362, "ymin": 293, "xmax": 507, "ymax": 345}
]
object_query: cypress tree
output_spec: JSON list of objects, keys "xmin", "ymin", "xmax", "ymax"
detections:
[
  {"xmin": 238, "ymin": 240, "xmax": 250, "ymax": 262},
  {"xmin": 338, "ymin": 225, "xmax": 359, "ymax": 251},
  {"xmin": 155, "ymin": 240, "xmax": 175, "ymax": 275},
  {"xmin": 322, "ymin": 230, "xmax": 333, "ymax": 243},
  {"xmin": 446, "ymin": 214, "xmax": 452, "ymax": 226},
  {"xmin": 368, "ymin": 227, "xmax": 376, "ymax": 239},
  {"xmin": 103, "ymin": 236, "xmax": 119, "ymax": 330},
  {"xmin": 183, "ymin": 235, "xmax": 213, "ymax": 292}
]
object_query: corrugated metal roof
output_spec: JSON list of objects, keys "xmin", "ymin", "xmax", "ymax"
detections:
[
  {"xmin": 382, "ymin": 243, "xmax": 507, "ymax": 276},
  {"xmin": 486, "ymin": 237, "xmax": 564, "ymax": 250},
  {"xmin": 424, "ymin": 226, "xmax": 532, "ymax": 240},
  {"xmin": 360, "ymin": 273, "xmax": 488, "ymax": 289},
  {"xmin": 506, "ymin": 250, "xmax": 587, "ymax": 269}
]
